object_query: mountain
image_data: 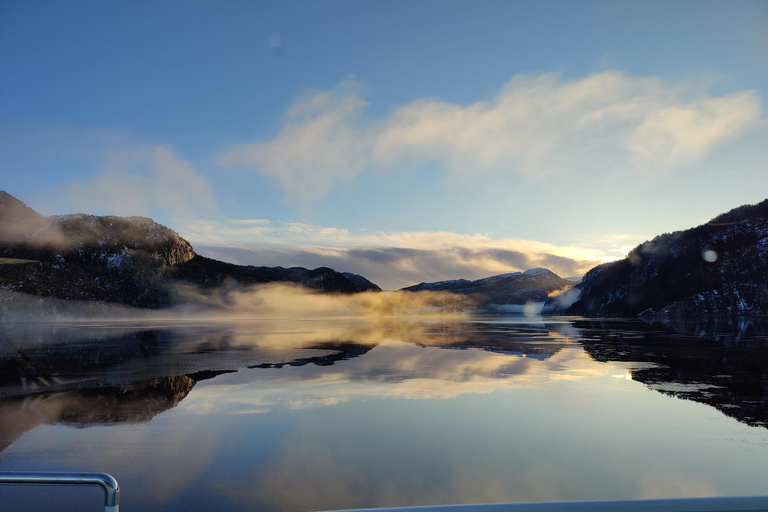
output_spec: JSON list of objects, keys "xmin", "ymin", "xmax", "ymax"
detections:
[
  {"xmin": 169, "ymin": 255, "xmax": 379, "ymax": 294},
  {"xmin": 0, "ymin": 191, "xmax": 380, "ymax": 308},
  {"xmin": 401, "ymin": 268, "xmax": 571, "ymax": 306},
  {"xmin": 567, "ymin": 199, "xmax": 768, "ymax": 318}
]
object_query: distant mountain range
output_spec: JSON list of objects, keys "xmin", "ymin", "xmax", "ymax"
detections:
[
  {"xmin": 2, "ymin": 190, "xmax": 767, "ymax": 319},
  {"xmin": 0, "ymin": 191, "xmax": 379, "ymax": 308},
  {"xmin": 566, "ymin": 198, "xmax": 768, "ymax": 318},
  {"xmin": 401, "ymin": 268, "xmax": 571, "ymax": 307},
  {"xmin": 402, "ymin": 199, "xmax": 768, "ymax": 319}
]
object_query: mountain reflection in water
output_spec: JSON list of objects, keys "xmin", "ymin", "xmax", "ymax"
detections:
[
  {"xmin": 576, "ymin": 319, "xmax": 768, "ymax": 428},
  {"xmin": 1, "ymin": 318, "xmax": 768, "ymax": 511}
]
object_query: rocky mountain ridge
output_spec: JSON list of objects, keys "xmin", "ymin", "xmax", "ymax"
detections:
[
  {"xmin": 567, "ymin": 198, "xmax": 768, "ymax": 318},
  {"xmin": 4, "ymin": 190, "xmax": 767, "ymax": 319},
  {"xmin": 0, "ymin": 191, "xmax": 380, "ymax": 308}
]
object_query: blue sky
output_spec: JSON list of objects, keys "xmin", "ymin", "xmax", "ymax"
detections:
[{"xmin": 1, "ymin": 0, "xmax": 766, "ymax": 288}]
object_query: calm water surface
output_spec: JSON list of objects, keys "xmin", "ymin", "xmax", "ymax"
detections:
[{"xmin": 1, "ymin": 317, "xmax": 767, "ymax": 511}]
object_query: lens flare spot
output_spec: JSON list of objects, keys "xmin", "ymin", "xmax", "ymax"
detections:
[
  {"xmin": 523, "ymin": 301, "xmax": 542, "ymax": 318},
  {"xmin": 702, "ymin": 249, "xmax": 718, "ymax": 263}
]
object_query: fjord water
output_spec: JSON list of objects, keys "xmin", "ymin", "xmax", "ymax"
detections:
[{"xmin": 1, "ymin": 318, "xmax": 768, "ymax": 512}]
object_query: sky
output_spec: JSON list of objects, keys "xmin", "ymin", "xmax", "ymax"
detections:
[{"xmin": 1, "ymin": 0, "xmax": 766, "ymax": 289}]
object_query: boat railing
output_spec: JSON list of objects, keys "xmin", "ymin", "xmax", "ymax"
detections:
[
  {"xmin": 0, "ymin": 471, "xmax": 766, "ymax": 512},
  {"xmin": 0, "ymin": 471, "xmax": 120, "ymax": 512}
]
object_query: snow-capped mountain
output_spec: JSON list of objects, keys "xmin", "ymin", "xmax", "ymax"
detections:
[{"xmin": 401, "ymin": 268, "xmax": 571, "ymax": 305}]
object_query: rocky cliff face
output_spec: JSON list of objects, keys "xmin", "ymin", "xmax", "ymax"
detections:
[
  {"xmin": 401, "ymin": 268, "xmax": 570, "ymax": 306},
  {"xmin": 0, "ymin": 191, "xmax": 380, "ymax": 308},
  {"xmin": 0, "ymin": 192, "xmax": 196, "ymax": 267},
  {"xmin": 0, "ymin": 192, "xmax": 198, "ymax": 307},
  {"xmin": 568, "ymin": 199, "xmax": 768, "ymax": 318}
]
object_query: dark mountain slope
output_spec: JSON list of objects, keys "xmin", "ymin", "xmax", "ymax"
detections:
[
  {"xmin": 402, "ymin": 268, "xmax": 570, "ymax": 305},
  {"xmin": 568, "ymin": 199, "xmax": 768, "ymax": 318},
  {"xmin": 0, "ymin": 191, "xmax": 380, "ymax": 308},
  {"xmin": 170, "ymin": 255, "xmax": 376, "ymax": 294}
]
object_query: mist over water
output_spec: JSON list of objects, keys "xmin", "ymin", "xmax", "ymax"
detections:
[
  {"xmin": 0, "ymin": 282, "xmax": 481, "ymax": 324},
  {"xmin": 169, "ymin": 282, "xmax": 480, "ymax": 318}
]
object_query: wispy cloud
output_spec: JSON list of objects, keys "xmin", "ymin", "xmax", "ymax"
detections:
[
  {"xmin": 219, "ymin": 71, "xmax": 761, "ymax": 201},
  {"xmin": 181, "ymin": 218, "xmax": 615, "ymax": 257},
  {"xmin": 66, "ymin": 146, "xmax": 220, "ymax": 223},
  {"xmin": 180, "ymin": 218, "xmax": 625, "ymax": 288},
  {"xmin": 196, "ymin": 244, "xmax": 595, "ymax": 290},
  {"xmin": 219, "ymin": 77, "xmax": 372, "ymax": 201}
]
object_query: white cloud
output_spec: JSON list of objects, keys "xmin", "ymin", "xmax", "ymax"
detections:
[
  {"xmin": 219, "ymin": 71, "xmax": 761, "ymax": 201},
  {"xmin": 182, "ymin": 218, "xmax": 617, "ymax": 258},
  {"xmin": 226, "ymin": 218, "xmax": 272, "ymax": 226},
  {"xmin": 626, "ymin": 92, "xmax": 761, "ymax": 165},
  {"xmin": 66, "ymin": 146, "xmax": 220, "ymax": 222},
  {"xmin": 218, "ymin": 78, "xmax": 372, "ymax": 202},
  {"xmin": 180, "ymin": 218, "xmax": 631, "ymax": 288}
]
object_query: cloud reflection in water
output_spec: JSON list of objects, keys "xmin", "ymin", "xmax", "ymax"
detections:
[{"xmin": 2, "ymin": 319, "xmax": 768, "ymax": 512}]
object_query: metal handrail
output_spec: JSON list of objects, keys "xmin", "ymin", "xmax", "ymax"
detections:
[
  {"xmin": 1, "ymin": 472, "xmax": 766, "ymax": 512},
  {"xmin": 322, "ymin": 496, "xmax": 768, "ymax": 512},
  {"xmin": 0, "ymin": 471, "xmax": 120, "ymax": 512}
]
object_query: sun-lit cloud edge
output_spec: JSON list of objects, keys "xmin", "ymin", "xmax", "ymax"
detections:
[
  {"xmin": 179, "ymin": 218, "xmax": 647, "ymax": 289},
  {"xmin": 47, "ymin": 141, "xmax": 654, "ymax": 289}
]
